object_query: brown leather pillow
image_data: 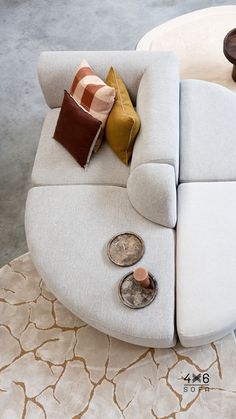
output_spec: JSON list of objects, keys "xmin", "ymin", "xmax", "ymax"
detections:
[{"xmin": 53, "ymin": 90, "xmax": 102, "ymax": 168}]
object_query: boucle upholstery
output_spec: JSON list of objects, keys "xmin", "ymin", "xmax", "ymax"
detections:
[
  {"xmin": 180, "ymin": 79, "xmax": 236, "ymax": 182},
  {"xmin": 177, "ymin": 182, "xmax": 236, "ymax": 346},
  {"xmin": 31, "ymin": 109, "xmax": 130, "ymax": 187},
  {"xmin": 38, "ymin": 50, "xmax": 177, "ymax": 108},
  {"xmin": 26, "ymin": 50, "xmax": 236, "ymax": 348},
  {"xmin": 34, "ymin": 52, "xmax": 179, "ymax": 193},
  {"xmin": 127, "ymin": 163, "xmax": 176, "ymax": 228},
  {"xmin": 131, "ymin": 61, "xmax": 179, "ymax": 179},
  {"xmin": 25, "ymin": 185, "xmax": 176, "ymax": 348},
  {"xmin": 32, "ymin": 51, "xmax": 179, "ymax": 234}
]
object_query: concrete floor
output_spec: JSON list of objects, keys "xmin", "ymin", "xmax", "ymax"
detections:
[{"xmin": 0, "ymin": 0, "xmax": 235, "ymax": 266}]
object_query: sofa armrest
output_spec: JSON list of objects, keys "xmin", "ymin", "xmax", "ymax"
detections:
[
  {"xmin": 131, "ymin": 58, "xmax": 179, "ymax": 180},
  {"xmin": 127, "ymin": 163, "xmax": 177, "ymax": 228}
]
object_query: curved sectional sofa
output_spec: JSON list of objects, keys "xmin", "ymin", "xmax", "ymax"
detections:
[{"xmin": 25, "ymin": 51, "xmax": 236, "ymax": 348}]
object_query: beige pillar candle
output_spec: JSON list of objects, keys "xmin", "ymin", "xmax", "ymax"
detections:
[{"xmin": 133, "ymin": 267, "xmax": 150, "ymax": 288}]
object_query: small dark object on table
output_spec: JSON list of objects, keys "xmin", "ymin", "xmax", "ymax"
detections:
[{"xmin": 224, "ymin": 28, "xmax": 236, "ymax": 82}]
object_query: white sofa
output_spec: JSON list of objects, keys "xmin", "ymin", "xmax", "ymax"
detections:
[{"xmin": 25, "ymin": 51, "xmax": 236, "ymax": 348}]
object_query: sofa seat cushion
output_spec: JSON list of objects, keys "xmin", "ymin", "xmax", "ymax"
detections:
[
  {"xmin": 31, "ymin": 109, "xmax": 130, "ymax": 186},
  {"xmin": 180, "ymin": 80, "xmax": 236, "ymax": 182},
  {"xmin": 177, "ymin": 182, "xmax": 236, "ymax": 347},
  {"xmin": 25, "ymin": 185, "xmax": 176, "ymax": 348}
]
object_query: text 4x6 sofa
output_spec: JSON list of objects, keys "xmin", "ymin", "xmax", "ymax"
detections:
[{"xmin": 25, "ymin": 51, "xmax": 236, "ymax": 348}]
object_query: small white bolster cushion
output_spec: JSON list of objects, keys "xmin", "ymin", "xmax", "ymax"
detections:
[{"xmin": 127, "ymin": 163, "xmax": 177, "ymax": 228}]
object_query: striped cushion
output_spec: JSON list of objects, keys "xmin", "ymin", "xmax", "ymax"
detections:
[{"xmin": 70, "ymin": 59, "xmax": 115, "ymax": 151}]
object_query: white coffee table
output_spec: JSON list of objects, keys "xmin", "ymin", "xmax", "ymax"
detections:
[{"xmin": 137, "ymin": 5, "xmax": 236, "ymax": 93}]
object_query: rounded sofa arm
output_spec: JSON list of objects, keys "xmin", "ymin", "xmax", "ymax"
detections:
[{"xmin": 127, "ymin": 163, "xmax": 177, "ymax": 228}]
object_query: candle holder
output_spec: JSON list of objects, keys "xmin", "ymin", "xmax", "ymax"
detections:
[
  {"xmin": 133, "ymin": 267, "xmax": 150, "ymax": 288},
  {"xmin": 118, "ymin": 271, "xmax": 158, "ymax": 309}
]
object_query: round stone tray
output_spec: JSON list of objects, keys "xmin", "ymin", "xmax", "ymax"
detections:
[
  {"xmin": 118, "ymin": 272, "xmax": 157, "ymax": 309},
  {"xmin": 107, "ymin": 232, "xmax": 145, "ymax": 267}
]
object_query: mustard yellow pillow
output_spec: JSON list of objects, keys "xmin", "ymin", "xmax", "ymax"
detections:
[{"xmin": 105, "ymin": 67, "xmax": 140, "ymax": 165}]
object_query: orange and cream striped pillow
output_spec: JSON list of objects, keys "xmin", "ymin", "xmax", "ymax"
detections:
[{"xmin": 70, "ymin": 59, "xmax": 115, "ymax": 152}]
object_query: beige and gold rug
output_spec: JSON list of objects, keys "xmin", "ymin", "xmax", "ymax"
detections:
[{"xmin": 0, "ymin": 253, "xmax": 235, "ymax": 418}]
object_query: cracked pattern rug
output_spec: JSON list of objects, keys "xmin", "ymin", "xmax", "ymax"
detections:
[{"xmin": 0, "ymin": 253, "xmax": 235, "ymax": 419}]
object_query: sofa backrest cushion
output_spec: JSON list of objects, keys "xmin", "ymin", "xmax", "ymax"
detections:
[
  {"xmin": 38, "ymin": 50, "xmax": 177, "ymax": 109},
  {"xmin": 131, "ymin": 57, "xmax": 179, "ymax": 180},
  {"xmin": 180, "ymin": 79, "xmax": 236, "ymax": 182}
]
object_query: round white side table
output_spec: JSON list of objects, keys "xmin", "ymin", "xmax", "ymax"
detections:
[{"xmin": 137, "ymin": 5, "xmax": 236, "ymax": 92}]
